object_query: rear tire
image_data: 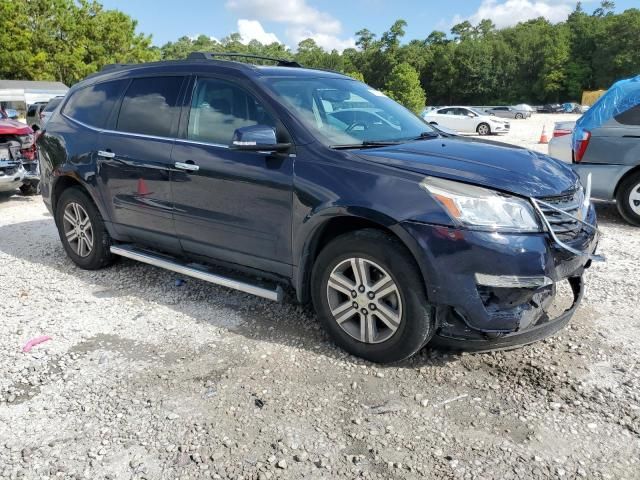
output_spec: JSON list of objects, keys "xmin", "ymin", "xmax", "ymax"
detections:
[
  {"xmin": 476, "ymin": 123, "xmax": 491, "ymax": 136},
  {"xmin": 311, "ymin": 229, "xmax": 434, "ymax": 363},
  {"xmin": 515, "ymin": 113, "xmax": 523, "ymax": 119},
  {"xmin": 616, "ymin": 172, "xmax": 640, "ymax": 226},
  {"xmin": 55, "ymin": 187, "xmax": 115, "ymax": 269}
]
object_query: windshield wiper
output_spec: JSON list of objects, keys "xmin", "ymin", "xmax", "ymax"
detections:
[
  {"xmin": 412, "ymin": 131, "xmax": 441, "ymax": 140},
  {"xmin": 330, "ymin": 140, "xmax": 405, "ymax": 150}
]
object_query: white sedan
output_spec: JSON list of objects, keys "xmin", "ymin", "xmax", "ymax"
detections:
[{"xmin": 424, "ymin": 106, "xmax": 510, "ymax": 135}]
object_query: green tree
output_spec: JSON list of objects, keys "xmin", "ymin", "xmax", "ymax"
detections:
[{"xmin": 384, "ymin": 63, "xmax": 426, "ymax": 113}]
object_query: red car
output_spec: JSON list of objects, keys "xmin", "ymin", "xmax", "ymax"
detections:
[{"xmin": 0, "ymin": 118, "xmax": 39, "ymax": 195}]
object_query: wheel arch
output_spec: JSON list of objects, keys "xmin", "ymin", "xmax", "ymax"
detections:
[
  {"xmin": 293, "ymin": 210, "xmax": 430, "ymax": 305},
  {"xmin": 613, "ymin": 164, "xmax": 640, "ymax": 198},
  {"xmin": 51, "ymin": 174, "xmax": 114, "ymax": 236}
]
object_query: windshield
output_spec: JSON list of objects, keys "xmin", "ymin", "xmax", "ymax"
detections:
[{"xmin": 263, "ymin": 77, "xmax": 434, "ymax": 147}]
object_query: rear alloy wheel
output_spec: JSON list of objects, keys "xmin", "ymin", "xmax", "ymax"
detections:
[
  {"xmin": 476, "ymin": 123, "xmax": 491, "ymax": 136},
  {"xmin": 55, "ymin": 186, "xmax": 115, "ymax": 269},
  {"xmin": 311, "ymin": 229, "xmax": 434, "ymax": 363},
  {"xmin": 515, "ymin": 113, "xmax": 523, "ymax": 119},
  {"xmin": 616, "ymin": 172, "xmax": 640, "ymax": 226}
]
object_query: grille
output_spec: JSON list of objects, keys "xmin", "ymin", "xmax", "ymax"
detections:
[{"xmin": 536, "ymin": 188, "xmax": 585, "ymax": 240}]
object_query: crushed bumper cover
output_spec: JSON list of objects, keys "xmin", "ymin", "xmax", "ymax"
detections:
[
  {"xmin": 400, "ymin": 204, "xmax": 598, "ymax": 351},
  {"xmin": 432, "ymin": 276, "xmax": 584, "ymax": 352}
]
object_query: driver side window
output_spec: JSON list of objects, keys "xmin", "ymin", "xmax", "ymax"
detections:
[{"xmin": 187, "ymin": 78, "xmax": 276, "ymax": 145}]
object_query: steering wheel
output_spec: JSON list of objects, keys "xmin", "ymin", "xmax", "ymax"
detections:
[{"xmin": 345, "ymin": 121, "xmax": 369, "ymax": 133}]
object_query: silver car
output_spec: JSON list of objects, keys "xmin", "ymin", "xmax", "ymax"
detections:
[
  {"xmin": 548, "ymin": 110, "xmax": 640, "ymax": 226},
  {"xmin": 486, "ymin": 106, "xmax": 531, "ymax": 119}
]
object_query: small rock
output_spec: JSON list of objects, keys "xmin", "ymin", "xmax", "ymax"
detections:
[{"xmin": 276, "ymin": 459, "xmax": 287, "ymax": 469}]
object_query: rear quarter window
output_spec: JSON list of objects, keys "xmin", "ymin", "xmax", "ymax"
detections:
[
  {"xmin": 63, "ymin": 80, "xmax": 128, "ymax": 128},
  {"xmin": 614, "ymin": 105, "xmax": 640, "ymax": 126},
  {"xmin": 116, "ymin": 76, "xmax": 184, "ymax": 137}
]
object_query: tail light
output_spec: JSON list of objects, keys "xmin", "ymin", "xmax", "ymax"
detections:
[
  {"xmin": 553, "ymin": 128, "xmax": 572, "ymax": 138},
  {"xmin": 574, "ymin": 131, "xmax": 591, "ymax": 163}
]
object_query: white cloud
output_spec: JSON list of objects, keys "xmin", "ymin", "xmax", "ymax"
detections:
[
  {"xmin": 226, "ymin": 0, "xmax": 354, "ymax": 51},
  {"xmin": 454, "ymin": 0, "xmax": 575, "ymax": 28},
  {"xmin": 237, "ymin": 19, "xmax": 280, "ymax": 44}
]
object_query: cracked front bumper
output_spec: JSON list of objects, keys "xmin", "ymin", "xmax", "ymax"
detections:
[{"xmin": 400, "ymin": 204, "xmax": 598, "ymax": 349}]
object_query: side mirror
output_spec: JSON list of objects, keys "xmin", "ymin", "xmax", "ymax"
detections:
[
  {"xmin": 231, "ymin": 125, "xmax": 291, "ymax": 153},
  {"xmin": 467, "ymin": 113, "xmax": 475, "ymax": 117}
]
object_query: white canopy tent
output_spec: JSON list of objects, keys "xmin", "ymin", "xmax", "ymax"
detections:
[{"xmin": 0, "ymin": 80, "xmax": 68, "ymax": 105}]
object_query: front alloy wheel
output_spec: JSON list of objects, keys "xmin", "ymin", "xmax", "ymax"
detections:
[
  {"xmin": 327, "ymin": 258, "xmax": 402, "ymax": 344},
  {"xmin": 311, "ymin": 229, "xmax": 435, "ymax": 363},
  {"xmin": 477, "ymin": 123, "xmax": 490, "ymax": 136}
]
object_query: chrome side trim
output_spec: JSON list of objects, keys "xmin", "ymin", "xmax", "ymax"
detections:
[
  {"xmin": 475, "ymin": 273, "xmax": 553, "ymax": 288},
  {"xmin": 110, "ymin": 245, "xmax": 283, "ymax": 302}
]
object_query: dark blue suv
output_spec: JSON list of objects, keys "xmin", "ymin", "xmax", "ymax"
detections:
[{"xmin": 38, "ymin": 53, "xmax": 601, "ymax": 363}]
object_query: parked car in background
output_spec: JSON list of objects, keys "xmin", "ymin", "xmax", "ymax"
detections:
[
  {"xmin": 424, "ymin": 106, "xmax": 510, "ymax": 135},
  {"xmin": 548, "ymin": 74, "xmax": 640, "ymax": 226},
  {"xmin": 38, "ymin": 52, "xmax": 599, "ymax": 362},
  {"xmin": 548, "ymin": 120, "xmax": 575, "ymax": 163},
  {"xmin": 26, "ymin": 102, "xmax": 48, "ymax": 130},
  {"xmin": 0, "ymin": 118, "xmax": 38, "ymax": 195},
  {"xmin": 39, "ymin": 96, "xmax": 64, "ymax": 127},
  {"xmin": 537, "ymin": 104, "xmax": 564, "ymax": 113},
  {"xmin": 486, "ymin": 106, "xmax": 531, "ymax": 119}
]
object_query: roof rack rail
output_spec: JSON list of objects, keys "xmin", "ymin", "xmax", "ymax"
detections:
[{"xmin": 187, "ymin": 52, "xmax": 302, "ymax": 68}]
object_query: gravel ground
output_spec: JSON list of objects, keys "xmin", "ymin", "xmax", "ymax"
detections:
[{"xmin": 1, "ymin": 119, "xmax": 639, "ymax": 479}]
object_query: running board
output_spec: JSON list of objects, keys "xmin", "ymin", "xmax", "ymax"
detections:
[{"xmin": 110, "ymin": 244, "xmax": 284, "ymax": 302}]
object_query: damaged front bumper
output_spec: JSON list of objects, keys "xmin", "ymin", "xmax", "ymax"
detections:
[{"xmin": 401, "ymin": 201, "xmax": 600, "ymax": 351}]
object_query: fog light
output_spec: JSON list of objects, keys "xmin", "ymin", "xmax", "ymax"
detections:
[{"xmin": 475, "ymin": 273, "xmax": 553, "ymax": 288}]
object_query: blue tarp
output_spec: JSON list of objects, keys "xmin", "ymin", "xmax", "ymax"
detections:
[{"xmin": 574, "ymin": 75, "xmax": 640, "ymax": 150}]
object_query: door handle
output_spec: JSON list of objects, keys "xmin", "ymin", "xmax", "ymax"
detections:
[
  {"xmin": 174, "ymin": 161, "xmax": 199, "ymax": 172},
  {"xmin": 98, "ymin": 150, "xmax": 115, "ymax": 159}
]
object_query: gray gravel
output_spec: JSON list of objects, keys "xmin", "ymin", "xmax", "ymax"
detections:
[{"xmin": 1, "ymin": 194, "xmax": 639, "ymax": 480}]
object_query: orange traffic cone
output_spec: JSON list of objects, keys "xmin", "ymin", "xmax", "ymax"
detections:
[
  {"xmin": 137, "ymin": 178, "xmax": 151, "ymax": 196},
  {"xmin": 539, "ymin": 125, "xmax": 549, "ymax": 144}
]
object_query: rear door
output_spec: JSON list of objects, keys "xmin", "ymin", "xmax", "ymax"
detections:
[
  {"xmin": 432, "ymin": 108, "xmax": 458, "ymax": 130},
  {"xmin": 98, "ymin": 75, "xmax": 186, "ymax": 252}
]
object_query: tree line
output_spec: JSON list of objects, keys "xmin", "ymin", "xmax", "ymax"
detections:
[{"xmin": 1, "ymin": 1, "xmax": 639, "ymax": 113}]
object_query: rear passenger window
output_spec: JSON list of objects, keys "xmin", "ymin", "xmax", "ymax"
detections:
[
  {"xmin": 614, "ymin": 105, "xmax": 640, "ymax": 126},
  {"xmin": 187, "ymin": 78, "xmax": 276, "ymax": 145},
  {"xmin": 116, "ymin": 76, "xmax": 183, "ymax": 137},
  {"xmin": 63, "ymin": 80, "xmax": 127, "ymax": 128}
]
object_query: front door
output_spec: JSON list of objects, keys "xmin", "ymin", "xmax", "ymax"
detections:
[
  {"xmin": 171, "ymin": 76, "xmax": 293, "ymax": 276},
  {"xmin": 98, "ymin": 75, "xmax": 186, "ymax": 252}
]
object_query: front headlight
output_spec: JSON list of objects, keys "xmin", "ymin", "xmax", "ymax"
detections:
[{"xmin": 420, "ymin": 176, "xmax": 540, "ymax": 232}]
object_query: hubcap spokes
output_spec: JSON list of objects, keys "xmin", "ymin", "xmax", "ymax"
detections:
[
  {"xmin": 62, "ymin": 202, "xmax": 93, "ymax": 258},
  {"xmin": 326, "ymin": 258, "xmax": 402, "ymax": 344},
  {"xmin": 630, "ymin": 184, "xmax": 640, "ymax": 215}
]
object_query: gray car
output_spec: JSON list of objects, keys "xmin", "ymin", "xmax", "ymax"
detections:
[
  {"xmin": 553, "ymin": 106, "xmax": 640, "ymax": 225},
  {"xmin": 486, "ymin": 106, "xmax": 531, "ymax": 119}
]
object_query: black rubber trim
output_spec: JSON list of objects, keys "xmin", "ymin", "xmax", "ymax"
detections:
[{"xmin": 432, "ymin": 276, "xmax": 584, "ymax": 353}]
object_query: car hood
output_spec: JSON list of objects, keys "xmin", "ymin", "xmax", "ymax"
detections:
[
  {"xmin": 357, "ymin": 137, "xmax": 579, "ymax": 198},
  {"xmin": 0, "ymin": 119, "xmax": 32, "ymax": 135}
]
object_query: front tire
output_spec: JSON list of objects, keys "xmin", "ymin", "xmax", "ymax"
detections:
[
  {"xmin": 55, "ymin": 187, "xmax": 115, "ymax": 269},
  {"xmin": 476, "ymin": 123, "xmax": 491, "ymax": 136},
  {"xmin": 311, "ymin": 229, "xmax": 434, "ymax": 363},
  {"xmin": 616, "ymin": 172, "xmax": 640, "ymax": 226},
  {"xmin": 515, "ymin": 113, "xmax": 523, "ymax": 119}
]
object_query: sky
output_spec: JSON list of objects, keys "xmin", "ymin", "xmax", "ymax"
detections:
[{"xmin": 99, "ymin": 0, "xmax": 638, "ymax": 51}]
